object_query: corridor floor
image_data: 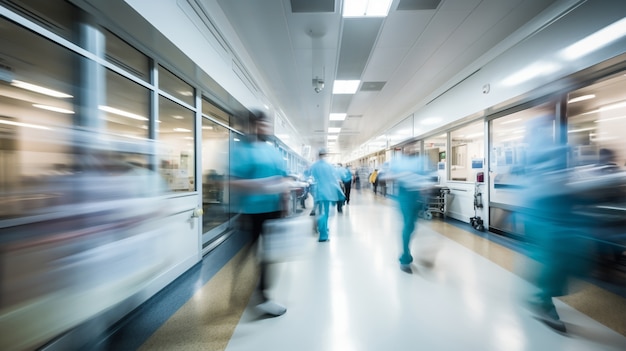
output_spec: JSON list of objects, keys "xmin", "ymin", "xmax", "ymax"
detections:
[{"xmin": 139, "ymin": 190, "xmax": 626, "ymax": 351}]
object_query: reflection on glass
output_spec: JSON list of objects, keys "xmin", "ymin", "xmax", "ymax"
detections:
[
  {"xmin": 450, "ymin": 121, "xmax": 484, "ymax": 182},
  {"xmin": 158, "ymin": 96, "xmax": 195, "ymax": 192},
  {"xmin": 103, "ymin": 69, "xmax": 150, "ymax": 138},
  {"xmin": 159, "ymin": 65, "xmax": 194, "ymax": 105},
  {"xmin": 105, "ymin": 30, "xmax": 150, "ymax": 81},
  {"xmin": 489, "ymin": 103, "xmax": 555, "ymax": 204},
  {"xmin": 202, "ymin": 97, "xmax": 230, "ymax": 126},
  {"xmin": 0, "ymin": 18, "xmax": 77, "ymax": 219},
  {"xmin": 201, "ymin": 117, "xmax": 231, "ymax": 233},
  {"xmin": 423, "ymin": 135, "xmax": 446, "ymax": 175},
  {"xmin": 567, "ymin": 71, "xmax": 626, "ymax": 168}
]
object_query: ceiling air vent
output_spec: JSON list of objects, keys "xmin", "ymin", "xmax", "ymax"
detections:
[
  {"xmin": 397, "ymin": 0, "xmax": 442, "ymax": 11},
  {"xmin": 360, "ymin": 82, "xmax": 386, "ymax": 92},
  {"xmin": 291, "ymin": 0, "xmax": 335, "ymax": 13}
]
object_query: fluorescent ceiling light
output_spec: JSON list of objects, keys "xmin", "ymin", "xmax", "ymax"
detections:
[
  {"xmin": 0, "ymin": 119, "xmax": 51, "ymax": 130},
  {"xmin": 568, "ymin": 94, "xmax": 595, "ymax": 103},
  {"xmin": 561, "ymin": 18, "xmax": 626, "ymax": 61},
  {"xmin": 500, "ymin": 118, "xmax": 521, "ymax": 125},
  {"xmin": 343, "ymin": 0, "xmax": 392, "ymax": 17},
  {"xmin": 328, "ymin": 127, "xmax": 341, "ymax": 133},
  {"xmin": 32, "ymin": 104, "xmax": 74, "ymax": 114},
  {"xmin": 328, "ymin": 135, "xmax": 339, "ymax": 140},
  {"xmin": 333, "ymin": 80, "xmax": 360, "ymax": 94},
  {"xmin": 11, "ymin": 80, "xmax": 72, "ymax": 98},
  {"xmin": 173, "ymin": 128, "xmax": 192, "ymax": 132},
  {"xmin": 329, "ymin": 113, "xmax": 347, "ymax": 121},
  {"xmin": 595, "ymin": 115, "xmax": 626, "ymax": 123},
  {"xmin": 99, "ymin": 105, "xmax": 148, "ymax": 121}
]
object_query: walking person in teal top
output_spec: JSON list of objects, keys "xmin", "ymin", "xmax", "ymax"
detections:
[
  {"xmin": 381, "ymin": 154, "xmax": 436, "ymax": 273},
  {"xmin": 309, "ymin": 148, "xmax": 345, "ymax": 242},
  {"xmin": 229, "ymin": 111, "xmax": 293, "ymax": 317}
]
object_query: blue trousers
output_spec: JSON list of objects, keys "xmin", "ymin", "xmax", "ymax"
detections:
[
  {"xmin": 397, "ymin": 190, "xmax": 421, "ymax": 265},
  {"xmin": 316, "ymin": 201, "xmax": 331, "ymax": 240}
]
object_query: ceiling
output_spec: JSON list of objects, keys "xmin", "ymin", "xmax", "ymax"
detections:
[{"xmin": 214, "ymin": 0, "xmax": 561, "ymax": 158}]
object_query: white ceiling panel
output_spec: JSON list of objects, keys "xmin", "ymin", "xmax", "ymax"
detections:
[
  {"xmin": 375, "ymin": 12, "xmax": 433, "ymax": 49},
  {"xmin": 213, "ymin": 0, "xmax": 561, "ymax": 157}
]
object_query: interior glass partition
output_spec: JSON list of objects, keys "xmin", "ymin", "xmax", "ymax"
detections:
[
  {"xmin": 201, "ymin": 117, "xmax": 230, "ymax": 234},
  {"xmin": 488, "ymin": 103, "xmax": 556, "ymax": 237},
  {"xmin": 450, "ymin": 121, "xmax": 484, "ymax": 183}
]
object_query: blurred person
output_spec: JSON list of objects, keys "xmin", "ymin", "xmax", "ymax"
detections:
[
  {"xmin": 309, "ymin": 148, "xmax": 345, "ymax": 242},
  {"xmin": 354, "ymin": 171, "xmax": 361, "ymax": 190},
  {"xmin": 335, "ymin": 163, "xmax": 351, "ymax": 212},
  {"xmin": 369, "ymin": 169, "xmax": 379, "ymax": 194},
  {"xmin": 229, "ymin": 111, "xmax": 294, "ymax": 317},
  {"xmin": 380, "ymin": 154, "xmax": 436, "ymax": 273},
  {"xmin": 340, "ymin": 164, "xmax": 353, "ymax": 205},
  {"xmin": 518, "ymin": 115, "xmax": 591, "ymax": 333}
]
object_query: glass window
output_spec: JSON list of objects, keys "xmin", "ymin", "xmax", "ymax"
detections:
[
  {"xmin": 201, "ymin": 117, "xmax": 231, "ymax": 233},
  {"xmin": 157, "ymin": 96, "xmax": 195, "ymax": 192},
  {"xmin": 566, "ymin": 71, "xmax": 626, "ymax": 168},
  {"xmin": 105, "ymin": 30, "xmax": 150, "ymax": 81},
  {"xmin": 450, "ymin": 121, "xmax": 484, "ymax": 182},
  {"xmin": 423, "ymin": 134, "xmax": 447, "ymax": 176},
  {"xmin": 489, "ymin": 103, "xmax": 555, "ymax": 205},
  {"xmin": 202, "ymin": 96, "xmax": 229, "ymax": 125},
  {"xmin": 1, "ymin": 0, "xmax": 79, "ymax": 43},
  {"xmin": 0, "ymin": 17, "xmax": 77, "ymax": 219},
  {"xmin": 102, "ymin": 69, "xmax": 150, "ymax": 139},
  {"xmin": 158, "ymin": 65, "xmax": 194, "ymax": 105}
]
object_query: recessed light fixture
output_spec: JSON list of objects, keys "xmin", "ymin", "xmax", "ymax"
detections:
[
  {"xmin": 343, "ymin": 0, "xmax": 392, "ymax": 17},
  {"xmin": 99, "ymin": 106, "xmax": 148, "ymax": 121},
  {"xmin": 568, "ymin": 94, "xmax": 596, "ymax": 103},
  {"xmin": 330, "ymin": 113, "xmax": 347, "ymax": 121},
  {"xmin": 33, "ymin": 104, "xmax": 74, "ymax": 114},
  {"xmin": 328, "ymin": 127, "xmax": 341, "ymax": 133},
  {"xmin": 12, "ymin": 80, "xmax": 73, "ymax": 98},
  {"xmin": 333, "ymin": 80, "xmax": 360, "ymax": 94}
]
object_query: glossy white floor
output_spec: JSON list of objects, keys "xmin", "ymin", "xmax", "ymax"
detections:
[{"xmin": 223, "ymin": 191, "xmax": 626, "ymax": 351}]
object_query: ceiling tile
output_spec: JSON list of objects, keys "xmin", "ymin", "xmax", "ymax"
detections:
[
  {"xmin": 397, "ymin": 0, "xmax": 442, "ymax": 11},
  {"xmin": 290, "ymin": 0, "xmax": 335, "ymax": 13}
]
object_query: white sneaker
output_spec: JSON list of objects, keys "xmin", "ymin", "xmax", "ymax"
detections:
[{"xmin": 255, "ymin": 300, "xmax": 287, "ymax": 317}]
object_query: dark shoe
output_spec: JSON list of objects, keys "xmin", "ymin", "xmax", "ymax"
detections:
[
  {"xmin": 527, "ymin": 301, "xmax": 567, "ymax": 333},
  {"xmin": 400, "ymin": 264, "xmax": 412, "ymax": 274},
  {"xmin": 318, "ymin": 238, "xmax": 329, "ymax": 242},
  {"xmin": 534, "ymin": 315, "xmax": 567, "ymax": 333}
]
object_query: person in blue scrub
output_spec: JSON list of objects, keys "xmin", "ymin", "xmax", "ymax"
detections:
[
  {"xmin": 309, "ymin": 148, "xmax": 345, "ymax": 242},
  {"xmin": 382, "ymin": 154, "xmax": 436, "ymax": 273},
  {"xmin": 519, "ymin": 115, "xmax": 591, "ymax": 333},
  {"xmin": 230, "ymin": 111, "xmax": 293, "ymax": 317}
]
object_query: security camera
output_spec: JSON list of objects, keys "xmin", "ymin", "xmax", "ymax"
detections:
[{"xmin": 314, "ymin": 79, "xmax": 324, "ymax": 93}]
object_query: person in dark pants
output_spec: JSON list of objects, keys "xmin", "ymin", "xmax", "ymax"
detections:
[
  {"xmin": 341, "ymin": 164, "xmax": 353, "ymax": 204},
  {"xmin": 230, "ymin": 111, "xmax": 293, "ymax": 317},
  {"xmin": 369, "ymin": 169, "xmax": 379, "ymax": 194}
]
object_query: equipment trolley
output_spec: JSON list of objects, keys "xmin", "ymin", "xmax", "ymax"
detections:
[{"xmin": 420, "ymin": 186, "xmax": 450, "ymax": 220}]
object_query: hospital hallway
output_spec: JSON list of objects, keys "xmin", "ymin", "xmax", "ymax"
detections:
[{"xmin": 107, "ymin": 189, "xmax": 626, "ymax": 351}]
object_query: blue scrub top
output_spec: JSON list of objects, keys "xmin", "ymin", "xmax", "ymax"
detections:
[
  {"xmin": 310, "ymin": 159, "xmax": 345, "ymax": 202},
  {"xmin": 231, "ymin": 140, "xmax": 286, "ymax": 214}
]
